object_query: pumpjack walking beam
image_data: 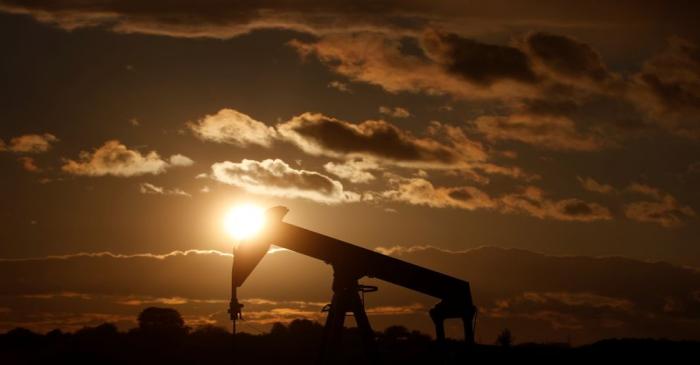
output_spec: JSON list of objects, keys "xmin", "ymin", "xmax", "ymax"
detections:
[{"xmin": 229, "ymin": 207, "xmax": 477, "ymax": 362}]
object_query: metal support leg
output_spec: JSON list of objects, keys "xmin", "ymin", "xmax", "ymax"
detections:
[
  {"xmin": 319, "ymin": 290, "xmax": 348, "ymax": 364},
  {"xmin": 462, "ymin": 306, "xmax": 477, "ymax": 346},
  {"xmin": 350, "ymin": 291, "xmax": 376, "ymax": 360},
  {"xmin": 431, "ymin": 312, "xmax": 446, "ymax": 343},
  {"xmin": 319, "ymin": 272, "xmax": 377, "ymax": 364}
]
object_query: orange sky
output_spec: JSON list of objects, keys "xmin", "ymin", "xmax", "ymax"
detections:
[{"xmin": 0, "ymin": 0, "xmax": 699, "ymax": 343}]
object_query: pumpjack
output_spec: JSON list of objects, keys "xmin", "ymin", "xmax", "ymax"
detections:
[{"xmin": 229, "ymin": 206, "xmax": 477, "ymax": 362}]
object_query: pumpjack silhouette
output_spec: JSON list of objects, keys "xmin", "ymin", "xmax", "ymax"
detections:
[{"xmin": 229, "ymin": 206, "xmax": 477, "ymax": 363}]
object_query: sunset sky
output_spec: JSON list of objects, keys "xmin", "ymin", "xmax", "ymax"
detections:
[{"xmin": 1, "ymin": 1, "xmax": 699, "ymax": 344}]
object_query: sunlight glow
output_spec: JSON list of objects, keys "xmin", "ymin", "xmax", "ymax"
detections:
[{"xmin": 223, "ymin": 204, "xmax": 266, "ymax": 241}]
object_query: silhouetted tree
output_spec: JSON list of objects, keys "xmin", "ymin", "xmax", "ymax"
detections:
[
  {"xmin": 76, "ymin": 322, "xmax": 118, "ymax": 337},
  {"xmin": 136, "ymin": 307, "xmax": 188, "ymax": 336},
  {"xmin": 191, "ymin": 324, "xmax": 228, "ymax": 337},
  {"xmin": 383, "ymin": 325, "xmax": 410, "ymax": 341},
  {"xmin": 496, "ymin": 328, "xmax": 514, "ymax": 347},
  {"xmin": 269, "ymin": 322, "xmax": 289, "ymax": 337},
  {"xmin": 288, "ymin": 318, "xmax": 322, "ymax": 337}
]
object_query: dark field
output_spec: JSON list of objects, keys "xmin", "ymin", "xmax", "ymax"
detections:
[{"xmin": 2, "ymin": 310, "xmax": 697, "ymax": 364}]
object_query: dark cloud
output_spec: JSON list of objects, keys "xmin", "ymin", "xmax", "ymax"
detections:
[
  {"xmin": 3, "ymin": 1, "xmax": 699, "ymax": 146},
  {"xmin": 290, "ymin": 32, "xmax": 542, "ymax": 101},
  {"xmin": 422, "ymin": 30, "xmax": 538, "ymax": 85},
  {"xmin": 0, "ymin": 0, "xmax": 436, "ymax": 38},
  {"xmin": 2, "ymin": 1, "xmax": 697, "ymax": 40},
  {"xmin": 210, "ymin": 158, "xmax": 359, "ymax": 204},
  {"xmin": 524, "ymin": 32, "xmax": 613, "ymax": 84},
  {"xmin": 278, "ymin": 113, "xmax": 486, "ymax": 165},
  {"xmin": 2, "ymin": 246, "xmax": 699, "ymax": 343},
  {"xmin": 631, "ymin": 37, "xmax": 700, "ymax": 138}
]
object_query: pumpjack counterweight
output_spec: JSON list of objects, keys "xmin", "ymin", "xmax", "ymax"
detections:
[{"xmin": 230, "ymin": 206, "xmax": 477, "ymax": 363}]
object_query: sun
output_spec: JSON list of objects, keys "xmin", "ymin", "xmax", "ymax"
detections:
[{"xmin": 223, "ymin": 204, "xmax": 266, "ymax": 241}]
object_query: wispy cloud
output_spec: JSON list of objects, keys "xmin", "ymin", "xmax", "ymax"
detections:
[{"xmin": 139, "ymin": 182, "xmax": 191, "ymax": 197}]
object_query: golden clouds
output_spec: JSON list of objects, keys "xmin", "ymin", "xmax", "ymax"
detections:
[
  {"xmin": 210, "ymin": 159, "xmax": 358, "ymax": 204},
  {"xmin": 187, "ymin": 108, "xmax": 277, "ymax": 147},
  {"xmin": 0, "ymin": 133, "xmax": 58, "ymax": 153},
  {"xmin": 61, "ymin": 140, "xmax": 193, "ymax": 177}
]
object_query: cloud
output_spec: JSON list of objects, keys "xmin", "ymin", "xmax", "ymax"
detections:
[
  {"xmin": 577, "ymin": 176, "xmax": 614, "ymax": 194},
  {"xmin": 379, "ymin": 106, "xmax": 410, "ymax": 118},
  {"xmin": 290, "ymin": 32, "xmax": 538, "ymax": 101},
  {"xmin": 523, "ymin": 32, "xmax": 614, "ymax": 86},
  {"xmin": 630, "ymin": 37, "xmax": 700, "ymax": 138},
  {"xmin": 187, "ymin": 108, "xmax": 277, "ymax": 147},
  {"xmin": 474, "ymin": 113, "xmax": 605, "ymax": 151},
  {"xmin": 323, "ymin": 158, "xmax": 377, "ymax": 184},
  {"xmin": 191, "ymin": 108, "xmax": 532, "ymax": 180},
  {"xmin": 139, "ymin": 183, "xmax": 191, "ymax": 197},
  {"xmin": 277, "ymin": 112, "xmax": 487, "ymax": 167},
  {"xmin": 327, "ymin": 80, "xmax": 351, "ymax": 93},
  {"xmin": 61, "ymin": 140, "xmax": 192, "ymax": 177},
  {"xmin": 3, "ymin": 1, "xmax": 698, "ymax": 144},
  {"xmin": 0, "ymin": 0, "xmax": 441, "ymax": 39},
  {"xmin": 623, "ymin": 183, "xmax": 696, "ymax": 227},
  {"xmin": 17, "ymin": 157, "xmax": 40, "ymax": 173},
  {"xmin": 0, "ymin": 249, "xmax": 232, "ymax": 263},
  {"xmin": 624, "ymin": 194, "xmax": 696, "ymax": 228},
  {"xmin": 382, "ymin": 177, "xmax": 612, "ymax": 222},
  {"xmin": 169, "ymin": 154, "xmax": 194, "ymax": 167},
  {"xmin": 627, "ymin": 182, "xmax": 663, "ymax": 199},
  {"xmin": 210, "ymin": 158, "xmax": 358, "ymax": 204},
  {"xmin": 289, "ymin": 29, "xmax": 622, "ymax": 107},
  {"xmin": 382, "ymin": 177, "xmax": 497, "ymax": 211},
  {"xmin": 500, "ymin": 186, "xmax": 613, "ymax": 222},
  {"xmin": 290, "ymin": 29, "xmax": 700, "ymax": 145},
  {"xmin": 422, "ymin": 29, "xmax": 538, "ymax": 86},
  {"xmin": 1, "ymin": 1, "xmax": 696, "ymax": 43},
  {"xmin": 0, "ymin": 133, "xmax": 58, "ymax": 153}
]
